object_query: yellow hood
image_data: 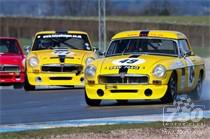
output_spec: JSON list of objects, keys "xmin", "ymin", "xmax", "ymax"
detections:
[
  {"xmin": 29, "ymin": 49, "xmax": 92, "ymax": 65},
  {"xmin": 98, "ymin": 54, "xmax": 175, "ymax": 75}
]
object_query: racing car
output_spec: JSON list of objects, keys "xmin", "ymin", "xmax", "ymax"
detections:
[
  {"xmin": 24, "ymin": 31, "xmax": 96, "ymax": 91},
  {"xmin": 0, "ymin": 37, "xmax": 25, "ymax": 89},
  {"xmin": 84, "ymin": 30, "xmax": 205, "ymax": 106}
]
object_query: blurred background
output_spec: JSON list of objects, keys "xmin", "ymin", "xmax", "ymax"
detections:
[{"xmin": 0, "ymin": 0, "xmax": 209, "ymax": 56}]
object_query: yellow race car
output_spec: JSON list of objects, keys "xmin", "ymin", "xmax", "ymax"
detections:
[
  {"xmin": 84, "ymin": 30, "xmax": 205, "ymax": 106},
  {"xmin": 24, "ymin": 31, "xmax": 96, "ymax": 91}
]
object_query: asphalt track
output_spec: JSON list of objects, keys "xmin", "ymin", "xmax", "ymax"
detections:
[
  {"xmin": 0, "ymin": 59, "xmax": 210, "ymax": 125},
  {"xmin": 0, "ymin": 87, "xmax": 209, "ymax": 125}
]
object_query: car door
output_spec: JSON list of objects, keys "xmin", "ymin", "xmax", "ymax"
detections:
[{"xmin": 178, "ymin": 39, "xmax": 197, "ymax": 92}]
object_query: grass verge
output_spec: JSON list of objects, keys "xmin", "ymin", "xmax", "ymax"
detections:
[
  {"xmin": 0, "ymin": 119, "xmax": 209, "ymax": 139},
  {"xmin": 43, "ymin": 16, "xmax": 210, "ymax": 26}
]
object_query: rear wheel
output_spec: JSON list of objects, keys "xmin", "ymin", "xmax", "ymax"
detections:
[
  {"xmin": 161, "ymin": 73, "xmax": 177, "ymax": 104},
  {"xmin": 24, "ymin": 75, "xmax": 35, "ymax": 91},
  {"xmin": 85, "ymin": 90, "xmax": 101, "ymax": 106}
]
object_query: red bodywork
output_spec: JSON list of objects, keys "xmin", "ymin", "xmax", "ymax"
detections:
[{"xmin": 0, "ymin": 37, "xmax": 25, "ymax": 85}]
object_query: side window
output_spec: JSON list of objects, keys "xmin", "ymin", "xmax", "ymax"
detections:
[{"xmin": 179, "ymin": 40, "xmax": 191, "ymax": 56}]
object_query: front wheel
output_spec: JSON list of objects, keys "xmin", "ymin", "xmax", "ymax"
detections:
[
  {"xmin": 24, "ymin": 75, "xmax": 35, "ymax": 91},
  {"xmin": 85, "ymin": 90, "xmax": 101, "ymax": 106},
  {"xmin": 161, "ymin": 73, "xmax": 177, "ymax": 104}
]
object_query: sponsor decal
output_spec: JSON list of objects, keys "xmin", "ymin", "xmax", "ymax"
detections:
[
  {"xmin": 42, "ymin": 34, "xmax": 82, "ymax": 39},
  {"xmin": 109, "ymin": 65, "xmax": 140, "ymax": 70},
  {"xmin": 112, "ymin": 58, "xmax": 145, "ymax": 66}
]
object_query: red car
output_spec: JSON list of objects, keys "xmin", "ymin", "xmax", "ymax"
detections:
[{"xmin": 0, "ymin": 37, "xmax": 25, "ymax": 89}]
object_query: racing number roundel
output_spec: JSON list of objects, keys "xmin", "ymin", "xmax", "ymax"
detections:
[{"xmin": 112, "ymin": 58, "xmax": 145, "ymax": 66}]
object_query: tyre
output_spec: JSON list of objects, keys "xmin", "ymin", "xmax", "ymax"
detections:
[
  {"xmin": 85, "ymin": 90, "xmax": 101, "ymax": 106},
  {"xmin": 13, "ymin": 83, "xmax": 23, "ymax": 89},
  {"xmin": 24, "ymin": 75, "xmax": 35, "ymax": 91},
  {"xmin": 116, "ymin": 100, "xmax": 128, "ymax": 105},
  {"xmin": 161, "ymin": 73, "xmax": 177, "ymax": 104},
  {"xmin": 193, "ymin": 73, "xmax": 203, "ymax": 100}
]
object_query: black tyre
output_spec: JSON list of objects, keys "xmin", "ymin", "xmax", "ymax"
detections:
[
  {"xmin": 85, "ymin": 90, "xmax": 101, "ymax": 106},
  {"xmin": 161, "ymin": 73, "xmax": 177, "ymax": 104},
  {"xmin": 24, "ymin": 75, "xmax": 35, "ymax": 91},
  {"xmin": 116, "ymin": 100, "xmax": 128, "ymax": 105},
  {"xmin": 193, "ymin": 73, "xmax": 203, "ymax": 100},
  {"xmin": 13, "ymin": 83, "xmax": 23, "ymax": 89}
]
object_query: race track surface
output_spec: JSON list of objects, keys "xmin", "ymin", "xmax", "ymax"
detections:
[
  {"xmin": 0, "ymin": 87, "xmax": 209, "ymax": 125},
  {"xmin": 0, "ymin": 58, "xmax": 209, "ymax": 125}
]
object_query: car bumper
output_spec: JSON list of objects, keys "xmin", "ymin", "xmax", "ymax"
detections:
[
  {"xmin": 0, "ymin": 72, "xmax": 25, "ymax": 83},
  {"xmin": 27, "ymin": 72, "xmax": 84, "ymax": 86},
  {"xmin": 85, "ymin": 84, "xmax": 168, "ymax": 100}
]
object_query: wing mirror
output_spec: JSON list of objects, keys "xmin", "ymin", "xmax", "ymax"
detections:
[
  {"xmin": 183, "ymin": 51, "xmax": 191, "ymax": 58},
  {"xmin": 98, "ymin": 51, "xmax": 105, "ymax": 57},
  {"xmin": 93, "ymin": 46, "xmax": 99, "ymax": 53},
  {"xmin": 24, "ymin": 45, "xmax": 31, "ymax": 55}
]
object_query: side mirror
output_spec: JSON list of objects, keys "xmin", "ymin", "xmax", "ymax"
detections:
[
  {"xmin": 93, "ymin": 46, "xmax": 99, "ymax": 53},
  {"xmin": 24, "ymin": 45, "xmax": 31, "ymax": 55},
  {"xmin": 183, "ymin": 51, "xmax": 191, "ymax": 58},
  {"xmin": 98, "ymin": 51, "xmax": 105, "ymax": 56}
]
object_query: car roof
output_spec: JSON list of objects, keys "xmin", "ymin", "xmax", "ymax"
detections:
[
  {"xmin": 112, "ymin": 30, "xmax": 187, "ymax": 40},
  {"xmin": 0, "ymin": 37, "xmax": 18, "ymax": 40},
  {"xmin": 35, "ymin": 31, "xmax": 88, "ymax": 36}
]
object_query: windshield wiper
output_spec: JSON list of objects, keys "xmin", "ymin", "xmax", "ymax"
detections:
[{"xmin": 50, "ymin": 38, "xmax": 77, "ymax": 49}]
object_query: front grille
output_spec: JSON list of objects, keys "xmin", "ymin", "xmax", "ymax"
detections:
[
  {"xmin": 42, "ymin": 64, "xmax": 83, "ymax": 74},
  {"xmin": 49, "ymin": 77, "xmax": 72, "ymax": 80},
  {"xmin": 110, "ymin": 90, "xmax": 138, "ymax": 93},
  {"xmin": 98, "ymin": 74, "xmax": 148, "ymax": 84},
  {"xmin": 0, "ymin": 64, "xmax": 20, "ymax": 72}
]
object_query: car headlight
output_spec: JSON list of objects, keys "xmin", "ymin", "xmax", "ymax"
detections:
[
  {"xmin": 153, "ymin": 65, "xmax": 166, "ymax": 78},
  {"xmin": 29, "ymin": 57, "xmax": 39, "ymax": 67},
  {"xmin": 85, "ymin": 65, "xmax": 96, "ymax": 78},
  {"xmin": 86, "ymin": 57, "xmax": 95, "ymax": 65}
]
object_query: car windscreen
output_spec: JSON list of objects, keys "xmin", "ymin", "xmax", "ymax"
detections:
[
  {"xmin": 32, "ymin": 34, "xmax": 92, "ymax": 51},
  {"xmin": 0, "ymin": 39, "xmax": 20, "ymax": 54},
  {"xmin": 106, "ymin": 38, "xmax": 178, "ymax": 57}
]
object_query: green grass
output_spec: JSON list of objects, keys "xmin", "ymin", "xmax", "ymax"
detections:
[
  {"xmin": 192, "ymin": 46, "xmax": 210, "ymax": 58},
  {"xmin": 0, "ymin": 119, "xmax": 209, "ymax": 139},
  {"xmin": 18, "ymin": 38, "xmax": 32, "ymax": 47},
  {"xmin": 44, "ymin": 16, "xmax": 210, "ymax": 26}
]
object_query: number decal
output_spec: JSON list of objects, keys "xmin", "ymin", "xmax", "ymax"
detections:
[
  {"xmin": 119, "ymin": 59, "xmax": 138, "ymax": 64},
  {"xmin": 189, "ymin": 66, "xmax": 195, "ymax": 83},
  {"xmin": 185, "ymin": 57, "xmax": 195, "ymax": 87},
  {"xmin": 112, "ymin": 58, "xmax": 145, "ymax": 66}
]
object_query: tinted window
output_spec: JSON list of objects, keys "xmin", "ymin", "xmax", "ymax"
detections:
[
  {"xmin": 32, "ymin": 34, "xmax": 92, "ymax": 51},
  {"xmin": 106, "ymin": 38, "xmax": 178, "ymax": 57},
  {"xmin": 0, "ymin": 39, "xmax": 20, "ymax": 54}
]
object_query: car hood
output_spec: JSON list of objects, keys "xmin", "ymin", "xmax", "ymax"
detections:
[
  {"xmin": 0, "ymin": 53, "xmax": 24, "ymax": 65},
  {"xmin": 99, "ymin": 54, "xmax": 175, "ymax": 75},
  {"xmin": 28, "ymin": 49, "xmax": 92, "ymax": 65}
]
